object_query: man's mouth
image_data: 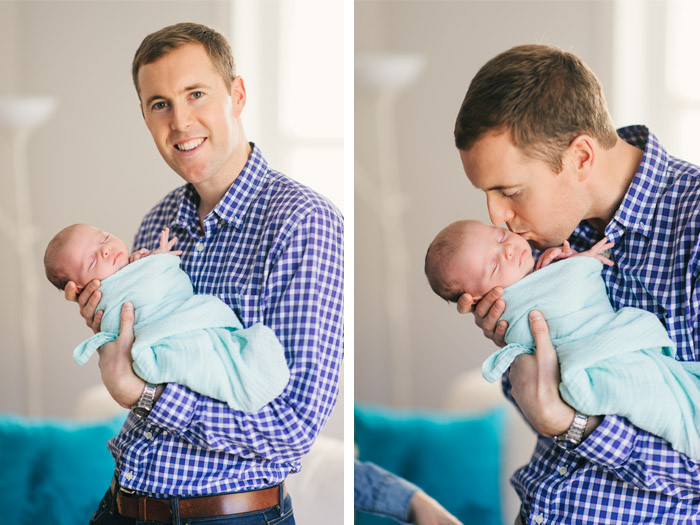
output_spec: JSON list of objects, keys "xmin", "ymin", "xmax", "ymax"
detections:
[{"xmin": 174, "ymin": 137, "xmax": 206, "ymax": 151}]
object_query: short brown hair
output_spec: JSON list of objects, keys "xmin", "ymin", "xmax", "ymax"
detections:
[
  {"xmin": 44, "ymin": 224, "xmax": 81, "ymax": 291},
  {"xmin": 454, "ymin": 44, "xmax": 617, "ymax": 172},
  {"xmin": 132, "ymin": 22, "xmax": 236, "ymax": 97}
]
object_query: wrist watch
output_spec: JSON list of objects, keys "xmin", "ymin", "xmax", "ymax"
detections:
[
  {"xmin": 132, "ymin": 382, "xmax": 157, "ymax": 419},
  {"xmin": 553, "ymin": 411, "xmax": 588, "ymax": 449}
]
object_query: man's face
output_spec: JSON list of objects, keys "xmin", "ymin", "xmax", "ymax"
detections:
[
  {"xmin": 459, "ymin": 129, "xmax": 586, "ymax": 250},
  {"xmin": 59, "ymin": 224, "xmax": 130, "ymax": 291},
  {"xmin": 456, "ymin": 221, "xmax": 535, "ymax": 299},
  {"xmin": 137, "ymin": 42, "xmax": 245, "ymax": 189}
]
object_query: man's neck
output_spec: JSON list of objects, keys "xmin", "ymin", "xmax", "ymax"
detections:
[
  {"xmin": 586, "ymin": 137, "xmax": 645, "ymax": 234},
  {"xmin": 195, "ymin": 141, "xmax": 253, "ymax": 229}
]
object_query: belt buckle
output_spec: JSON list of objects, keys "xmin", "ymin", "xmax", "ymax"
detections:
[{"xmin": 119, "ymin": 486, "xmax": 136, "ymax": 495}]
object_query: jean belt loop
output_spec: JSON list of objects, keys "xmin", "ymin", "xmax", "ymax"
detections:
[
  {"xmin": 279, "ymin": 483, "xmax": 284, "ymax": 514},
  {"xmin": 170, "ymin": 495, "xmax": 180, "ymax": 525}
]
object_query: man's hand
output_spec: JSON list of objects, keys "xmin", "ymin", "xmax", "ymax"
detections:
[
  {"xmin": 64, "ymin": 279, "xmax": 103, "ymax": 334},
  {"xmin": 96, "ymin": 302, "xmax": 144, "ymax": 409},
  {"xmin": 408, "ymin": 490, "xmax": 462, "ymax": 525},
  {"xmin": 509, "ymin": 310, "xmax": 575, "ymax": 436},
  {"xmin": 457, "ymin": 288, "xmax": 508, "ymax": 347}
]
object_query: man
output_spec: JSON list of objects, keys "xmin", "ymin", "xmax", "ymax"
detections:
[
  {"xmin": 454, "ymin": 44, "xmax": 700, "ymax": 523},
  {"xmin": 66, "ymin": 23, "xmax": 343, "ymax": 524}
]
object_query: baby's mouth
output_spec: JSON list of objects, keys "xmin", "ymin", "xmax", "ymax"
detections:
[{"xmin": 174, "ymin": 137, "xmax": 206, "ymax": 151}]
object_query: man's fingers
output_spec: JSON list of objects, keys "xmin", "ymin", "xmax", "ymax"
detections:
[
  {"xmin": 91, "ymin": 310, "xmax": 104, "ymax": 333},
  {"xmin": 456, "ymin": 293, "xmax": 475, "ymax": 314},
  {"xmin": 474, "ymin": 287, "xmax": 503, "ymax": 319},
  {"xmin": 118, "ymin": 302, "xmax": 136, "ymax": 345},
  {"xmin": 64, "ymin": 281, "xmax": 78, "ymax": 302},
  {"xmin": 77, "ymin": 280, "xmax": 101, "ymax": 308},
  {"xmin": 494, "ymin": 319, "xmax": 508, "ymax": 347},
  {"xmin": 529, "ymin": 310, "xmax": 558, "ymax": 369}
]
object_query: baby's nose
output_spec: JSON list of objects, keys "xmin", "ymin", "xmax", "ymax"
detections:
[
  {"xmin": 101, "ymin": 245, "xmax": 110, "ymax": 258},
  {"xmin": 504, "ymin": 244, "xmax": 514, "ymax": 260}
]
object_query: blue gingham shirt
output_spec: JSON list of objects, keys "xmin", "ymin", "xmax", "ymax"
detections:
[
  {"xmin": 508, "ymin": 126, "xmax": 700, "ymax": 524},
  {"xmin": 107, "ymin": 144, "xmax": 344, "ymax": 497}
]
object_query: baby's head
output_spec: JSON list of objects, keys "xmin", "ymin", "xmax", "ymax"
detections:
[
  {"xmin": 44, "ymin": 224, "xmax": 130, "ymax": 292},
  {"xmin": 425, "ymin": 220, "xmax": 535, "ymax": 305}
]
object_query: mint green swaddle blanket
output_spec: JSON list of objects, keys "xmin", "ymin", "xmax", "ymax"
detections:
[
  {"xmin": 73, "ymin": 254, "xmax": 290, "ymax": 413},
  {"xmin": 482, "ymin": 256, "xmax": 700, "ymax": 459}
]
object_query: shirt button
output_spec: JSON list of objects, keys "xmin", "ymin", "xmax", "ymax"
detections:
[
  {"xmin": 196, "ymin": 243, "xmax": 204, "ymax": 252},
  {"xmin": 125, "ymin": 472, "xmax": 133, "ymax": 481},
  {"xmin": 558, "ymin": 466, "xmax": 568, "ymax": 476},
  {"xmin": 144, "ymin": 431, "xmax": 153, "ymax": 440},
  {"xmin": 534, "ymin": 515, "xmax": 545, "ymax": 524}
]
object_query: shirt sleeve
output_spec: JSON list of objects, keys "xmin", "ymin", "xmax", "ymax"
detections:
[
  {"xmin": 146, "ymin": 205, "xmax": 344, "ymax": 463},
  {"xmin": 354, "ymin": 460, "xmax": 418, "ymax": 523},
  {"xmin": 502, "ymin": 364, "xmax": 700, "ymax": 498}
]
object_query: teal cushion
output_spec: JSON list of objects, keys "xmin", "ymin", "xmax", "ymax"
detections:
[
  {"xmin": 354, "ymin": 404, "xmax": 505, "ymax": 525},
  {"xmin": 0, "ymin": 412, "xmax": 126, "ymax": 524}
]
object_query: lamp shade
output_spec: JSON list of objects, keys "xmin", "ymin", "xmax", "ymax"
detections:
[{"xmin": 0, "ymin": 96, "xmax": 57, "ymax": 132}]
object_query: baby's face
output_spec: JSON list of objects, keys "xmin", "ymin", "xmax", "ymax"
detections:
[
  {"xmin": 456, "ymin": 222, "xmax": 535, "ymax": 299},
  {"xmin": 57, "ymin": 224, "xmax": 130, "ymax": 291}
]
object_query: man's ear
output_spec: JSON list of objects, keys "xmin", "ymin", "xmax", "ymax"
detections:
[
  {"xmin": 231, "ymin": 76, "xmax": 246, "ymax": 118},
  {"xmin": 567, "ymin": 135, "xmax": 595, "ymax": 181}
]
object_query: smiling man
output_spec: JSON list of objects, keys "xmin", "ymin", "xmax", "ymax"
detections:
[
  {"xmin": 65, "ymin": 23, "xmax": 343, "ymax": 525},
  {"xmin": 454, "ymin": 44, "xmax": 700, "ymax": 524}
]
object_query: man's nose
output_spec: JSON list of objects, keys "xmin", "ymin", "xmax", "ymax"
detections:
[
  {"xmin": 170, "ymin": 103, "xmax": 192, "ymax": 131},
  {"xmin": 487, "ymin": 195, "xmax": 515, "ymax": 226}
]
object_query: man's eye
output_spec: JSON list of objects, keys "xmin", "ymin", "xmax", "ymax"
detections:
[
  {"xmin": 502, "ymin": 189, "xmax": 521, "ymax": 199},
  {"xmin": 152, "ymin": 101, "xmax": 168, "ymax": 110},
  {"xmin": 191, "ymin": 91, "xmax": 203, "ymax": 99}
]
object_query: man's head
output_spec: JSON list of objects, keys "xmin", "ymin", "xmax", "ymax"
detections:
[
  {"xmin": 455, "ymin": 45, "xmax": 618, "ymax": 249},
  {"xmin": 132, "ymin": 22, "xmax": 236, "ymax": 100},
  {"xmin": 425, "ymin": 220, "xmax": 534, "ymax": 304},
  {"xmin": 454, "ymin": 44, "xmax": 617, "ymax": 173},
  {"xmin": 44, "ymin": 224, "xmax": 129, "ymax": 292},
  {"xmin": 134, "ymin": 23, "xmax": 248, "ymax": 190}
]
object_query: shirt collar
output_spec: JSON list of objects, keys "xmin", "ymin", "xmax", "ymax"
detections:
[
  {"xmin": 176, "ymin": 143, "xmax": 269, "ymax": 236},
  {"xmin": 605, "ymin": 125, "xmax": 669, "ymax": 239}
]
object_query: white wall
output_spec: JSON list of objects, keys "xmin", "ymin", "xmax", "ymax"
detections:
[
  {"xmin": 354, "ymin": 1, "xmax": 614, "ymax": 409},
  {"xmin": 0, "ymin": 1, "xmax": 344, "ymax": 441}
]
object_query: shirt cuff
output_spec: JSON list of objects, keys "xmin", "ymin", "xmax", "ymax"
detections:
[
  {"xmin": 573, "ymin": 414, "xmax": 636, "ymax": 467},
  {"xmin": 146, "ymin": 383, "xmax": 197, "ymax": 433}
]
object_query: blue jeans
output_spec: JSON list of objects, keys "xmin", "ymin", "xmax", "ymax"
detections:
[{"xmin": 89, "ymin": 486, "xmax": 295, "ymax": 525}]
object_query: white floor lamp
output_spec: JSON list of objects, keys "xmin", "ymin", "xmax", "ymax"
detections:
[
  {"xmin": 0, "ymin": 95, "xmax": 57, "ymax": 416},
  {"xmin": 355, "ymin": 53, "xmax": 425, "ymax": 405}
]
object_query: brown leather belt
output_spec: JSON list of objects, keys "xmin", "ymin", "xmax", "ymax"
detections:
[{"xmin": 111, "ymin": 478, "xmax": 286, "ymax": 521}]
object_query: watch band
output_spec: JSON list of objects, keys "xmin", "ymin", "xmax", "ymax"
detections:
[
  {"xmin": 132, "ymin": 382, "xmax": 157, "ymax": 419},
  {"xmin": 554, "ymin": 411, "xmax": 588, "ymax": 449}
]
